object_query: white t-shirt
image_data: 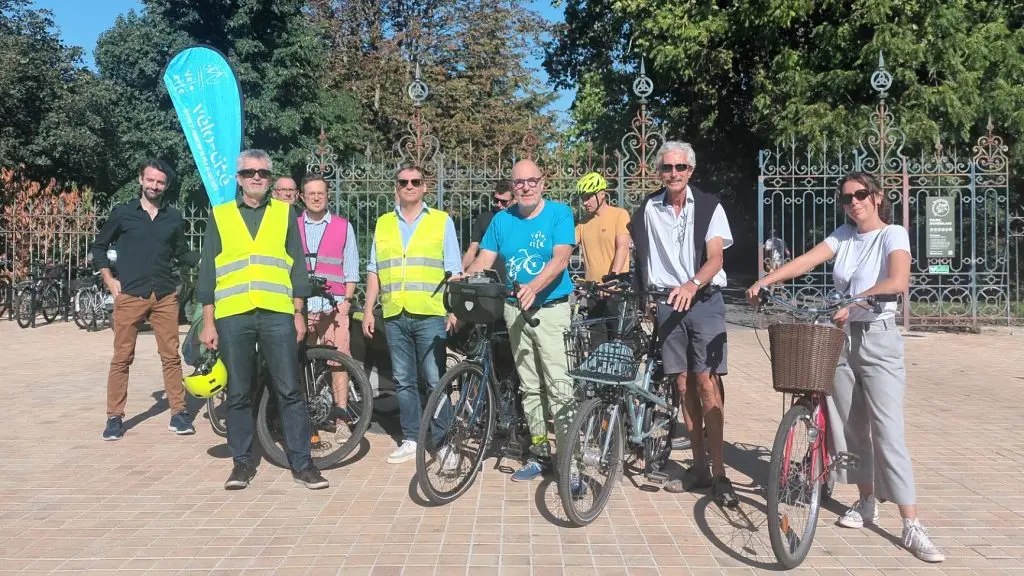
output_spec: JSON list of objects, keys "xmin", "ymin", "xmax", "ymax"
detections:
[
  {"xmin": 644, "ymin": 187, "xmax": 733, "ymax": 289},
  {"xmin": 824, "ymin": 224, "xmax": 911, "ymax": 322}
]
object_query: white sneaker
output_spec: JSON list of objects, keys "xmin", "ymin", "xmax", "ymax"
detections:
[
  {"xmin": 387, "ymin": 440, "xmax": 417, "ymax": 464},
  {"xmin": 838, "ymin": 496, "xmax": 879, "ymax": 528},
  {"xmin": 436, "ymin": 444, "xmax": 459, "ymax": 473},
  {"xmin": 903, "ymin": 519, "xmax": 945, "ymax": 562}
]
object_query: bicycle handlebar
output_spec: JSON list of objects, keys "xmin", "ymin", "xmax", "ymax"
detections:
[
  {"xmin": 511, "ymin": 280, "xmax": 540, "ymax": 328},
  {"xmin": 756, "ymin": 288, "xmax": 897, "ymax": 318}
]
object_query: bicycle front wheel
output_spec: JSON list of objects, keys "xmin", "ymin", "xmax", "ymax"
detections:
[
  {"xmin": 767, "ymin": 402, "xmax": 824, "ymax": 569},
  {"xmin": 73, "ymin": 288, "xmax": 93, "ymax": 329},
  {"xmin": 40, "ymin": 283, "xmax": 61, "ymax": 324},
  {"xmin": 14, "ymin": 290, "xmax": 34, "ymax": 329},
  {"xmin": 416, "ymin": 361, "xmax": 494, "ymax": 505},
  {"xmin": 206, "ymin": 391, "xmax": 228, "ymax": 437},
  {"xmin": 558, "ymin": 397, "xmax": 624, "ymax": 526}
]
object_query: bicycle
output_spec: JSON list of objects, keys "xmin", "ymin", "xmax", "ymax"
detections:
[
  {"xmin": 13, "ymin": 260, "xmax": 68, "ymax": 328},
  {"xmin": 556, "ymin": 276, "xmax": 678, "ymax": 526},
  {"xmin": 415, "ymin": 270, "xmax": 537, "ymax": 505},
  {"xmin": 72, "ymin": 267, "xmax": 112, "ymax": 331},
  {"xmin": 754, "ymin": 288, "xmax": 897, "ymax": 569},
  {"xmin": 254, "ymin": 271, "xmax": 375, "ymax": 470}
]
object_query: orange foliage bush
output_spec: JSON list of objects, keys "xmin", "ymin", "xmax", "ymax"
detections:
[{"xmin": 1, "ymin": 167, "xmax": 97, "ymax": 279}]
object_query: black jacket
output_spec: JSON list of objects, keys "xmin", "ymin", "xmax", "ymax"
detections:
[{"xmin": 628, "ymin": 185, "xmax": 721, "ymax": 291}]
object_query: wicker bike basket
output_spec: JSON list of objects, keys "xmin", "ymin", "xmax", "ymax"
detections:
[{"xmin": 767, "ymin": 323, "xmax": 846, "ymax": 395}]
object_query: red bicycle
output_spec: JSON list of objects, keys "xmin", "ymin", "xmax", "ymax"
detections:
[{"xmin": 755, "ymin": 288, "xmax": 897, "ymax": 569}]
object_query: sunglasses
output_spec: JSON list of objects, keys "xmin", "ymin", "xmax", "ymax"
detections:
[
  {"xmin": 397, "ymin": 178, "xmax": 423, "ymax": 188},
  {"xmin": 839, "ymin": 189, "xmax": 873, "ymax": 205},
  {"xmin": 238, "ymin": 169, "xmax": 273, "ymax": 179},
  {"xmin": 659, "ymin": 163, "xmax": 692, "ymax": 173},
  {"xmin": 494, "ymin": 197, "xmax": 511, "ymax": 206}
]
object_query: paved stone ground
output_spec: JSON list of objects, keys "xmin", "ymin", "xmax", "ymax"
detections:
[{"xmin": 0, "ymin": 318, "xmax": 1022, "ymax": 576}]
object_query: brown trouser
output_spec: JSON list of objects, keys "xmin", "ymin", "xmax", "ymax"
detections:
[{"xmin": 106, "ymin": 292, "xmax": 186, "ymax": 417}]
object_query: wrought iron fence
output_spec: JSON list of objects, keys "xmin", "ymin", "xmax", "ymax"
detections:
[
  {"xmin": 1, "ymin": 62, "xmax": 666, "ymax": 312},
  {"xmin": 758, "ymin": 53, "xmax": 1019, "ymax": 329}
]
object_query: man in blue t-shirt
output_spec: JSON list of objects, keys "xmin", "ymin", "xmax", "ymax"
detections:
[{"xmin": 464, "ymin": 159, "xmax": 578, "ymax": 484}]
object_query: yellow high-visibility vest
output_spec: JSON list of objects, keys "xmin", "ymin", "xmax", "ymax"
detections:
[
  {"xmin": 213, "ymin": 198, "xmax": 294, "ymax": 319},
  {"xmin": 375, "ymin": 208, "xmax": 447, "ymax": 318}
]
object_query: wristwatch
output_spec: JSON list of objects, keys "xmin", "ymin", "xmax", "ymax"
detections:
[{"xmin": 690, "ymin": 278, "xmax": 702, "ymax": 287}]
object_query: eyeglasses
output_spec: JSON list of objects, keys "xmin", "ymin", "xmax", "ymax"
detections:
[
  {"xmin": 839, "ymin": 189, "xmax": 873, "ymax": 205},
  {"xmin": 512, "ymin": 177, "xmax": 541, "ymax": 189},
  {"xmin": 275, "ymin": 187, "xmax": 298, "ymax": 193},
  {"xmin": 239, "ymin": 169, "xmax": 273, "ymax": 179},
  {"xmin": 659, "ymin": 163, "xmax": 692, "ymax": 174},
  {"xmin": 397, "ymin": 178, "xmax": 423, "ymax": 188},
  {"xmin": 493, "ymin": 197, "xmax": 511, "ymax": 206}
]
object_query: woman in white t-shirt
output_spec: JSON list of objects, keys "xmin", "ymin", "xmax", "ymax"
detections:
[{"xmin": 745, "ymin": 172, "xmax": 943, "ymax": 563}]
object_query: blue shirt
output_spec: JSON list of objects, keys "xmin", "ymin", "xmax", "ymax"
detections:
[
  {"xmin": 480, "ymin": 200, "xmax": 576, "ymax": 305},
  {"xmin": 366, "ymin": 205, "xmax": 463, "ymax": 275},
  {"xmin": 302, "ymin": 211, "xmax": 360, "ymax": 313}
]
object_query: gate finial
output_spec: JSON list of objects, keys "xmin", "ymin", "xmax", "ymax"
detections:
[{"xmin": 870, "ymin": 50, "xmax": 892, "ymax": 99}]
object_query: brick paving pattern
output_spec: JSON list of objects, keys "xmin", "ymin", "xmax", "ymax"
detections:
[{"xmin": 0, "ymin": 319, "xmax": 1021, "ymax": 575}]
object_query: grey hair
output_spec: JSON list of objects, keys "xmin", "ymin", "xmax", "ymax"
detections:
[
  {"xmin": 654, "ymin": 141, "xmax": 697, "ymax": 169},
  {"xmin": 237, "ymin": 149, "xmax": 273, "ymax": 171}
]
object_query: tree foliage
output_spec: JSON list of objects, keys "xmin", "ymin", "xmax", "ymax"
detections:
[
  {"xmin": 0, "ymin": 0, "xmax": 114, "ymax": 190},
  {"xmin": 547, "ymin": 0, "xmax": 1024, "ymax": 206},
  {"xmin": 309, "ymin": 0, "xmax": 558, "ymax": 160},
  {"xmin": 94, "ymin": 0, "xmax": 367, "ymax": 205}
]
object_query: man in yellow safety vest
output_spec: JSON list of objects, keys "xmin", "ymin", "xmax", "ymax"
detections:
[
  {"xmin": 197, "ymin": 148, "xmax": 329, "ymax": 491},
  {"xmin": 362, "ymin": 162, "xmax": 461, "ymax": 464}
]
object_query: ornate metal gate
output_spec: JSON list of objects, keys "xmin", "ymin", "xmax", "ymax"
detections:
[
  {"xmin": 757, "ymin": 54, "xmax": 1014, "ymax": 329},
  {"xmin": 302, "ymin": 62, "xmax": 666, "ymax": 281}
]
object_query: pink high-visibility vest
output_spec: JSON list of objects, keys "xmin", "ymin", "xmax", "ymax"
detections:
[{"xmin": 298, "ymin": 213, "xmax": 349, "ymax": 297}]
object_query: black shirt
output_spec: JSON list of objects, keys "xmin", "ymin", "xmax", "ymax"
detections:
[
  {"xmin": 196, "ymin": 193, "xmax": 311, "ymax": 306},
  {"xmin": 90, "ymin": 199, "xmax": 198, "ymax": 298},
  {"xmin": 472, "ymin": 209, "xmax": 506, "ymax": 283}
]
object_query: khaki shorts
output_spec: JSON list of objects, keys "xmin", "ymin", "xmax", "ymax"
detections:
[{"xmin": 308, "ymin": 304, "xmax": 352, "ymax": 363}]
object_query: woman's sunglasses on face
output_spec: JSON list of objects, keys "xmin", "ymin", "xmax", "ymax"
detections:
[{"xmin": 839, "ymin": 189, "xmax": 873, "ymax": 205}]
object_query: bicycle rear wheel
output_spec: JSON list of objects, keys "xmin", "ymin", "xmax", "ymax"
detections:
[
  {"xmin": 255, "ymin": 348, "xmax": 374, "ymax": 469},
  {"xmin": 558, "ymin": 397, "xmax": 624, "ymax": 526},
  {"xmin": 416, "ymin": 361, "xmax": 494, "ymax": 504},
  {"xmin": 767, "ymin": 402, "xmax": 823, "ymax": 569}
]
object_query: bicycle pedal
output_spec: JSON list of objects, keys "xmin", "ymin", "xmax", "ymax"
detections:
[
  {"xmin": 645, "ymin": 471, "xmax": 669, "ymax": 484},
  {"xmin": 835, "ymin": 451, "xmax": 860, "ymax": 471}
]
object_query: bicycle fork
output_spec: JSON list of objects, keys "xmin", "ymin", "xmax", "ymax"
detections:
[{"xmin": 580, "ymin": 404, "xmax": 618, "ymax": 470}]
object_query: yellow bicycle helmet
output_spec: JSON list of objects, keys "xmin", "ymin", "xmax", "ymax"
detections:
[
  {"xmin": 183, "ymin": 351, "xmax": 228, "ymax": 398},
  {"xmin": 576, "ymin": 172, "xmax": 608, "ymax": 195}
]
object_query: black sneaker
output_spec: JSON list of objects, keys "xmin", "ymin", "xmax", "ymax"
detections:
[
  {"xmin": 292, "ymin": 466, "xmax": 329, "ymax": 490},
  {"xmin": 168, "ymin": 411, "xmax": 195, "ymax": 435},
  {"xmin": 713, "ymin": 475, "xmax": 739, "ymax": 508},
  {"xmin": 224, "ymin": 463, "xmax": 256, "ymax": 490},
  {"xmin": 102, "ymin": 416, "xmax": 124, "ymax": 441}
]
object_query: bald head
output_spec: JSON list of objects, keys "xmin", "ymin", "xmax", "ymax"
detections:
[{"xmin": 511, "ymin": 160, "xmax": 545, "ymax": 215}]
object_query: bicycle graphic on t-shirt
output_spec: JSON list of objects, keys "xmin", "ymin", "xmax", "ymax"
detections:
[{"xmin": 506, "ymin": 249, "xmax": 545, "ymax": 280}]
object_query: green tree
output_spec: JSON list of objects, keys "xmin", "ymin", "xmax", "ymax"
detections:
[
  {"xmin": 309, "ymin": 0, "xmax": 558, "ymax": 160},
  {"xmin": 0, "ymin": 0, "xmax": 115, "ymax": 190},
  {"xmin": 547, "ymin": 0, "xmax": 1024, "ymax": 206},
  {"xmin": 94, "ymin": 0, "xmax": 367, "ymax": 206}
]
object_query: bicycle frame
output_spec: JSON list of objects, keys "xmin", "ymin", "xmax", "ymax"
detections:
[{"xmin": 781, "ymin": 391, "xmax": 834, "ymax": 493}]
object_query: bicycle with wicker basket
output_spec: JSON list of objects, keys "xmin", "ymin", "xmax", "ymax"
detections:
[{"xmin": 754, "ymin": 287, "xmax": 897, "ymax": 569}]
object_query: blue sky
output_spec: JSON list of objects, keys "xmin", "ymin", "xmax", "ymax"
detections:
[{"xmin": 31, "ymin": 0, "xmax": 575, "ymax": 117}]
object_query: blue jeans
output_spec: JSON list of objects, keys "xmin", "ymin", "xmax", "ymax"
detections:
[
  {"xmin": 384, "ymin": 312, "xmax": 447, "ymax": 442},
  {"xmin": 217, "ymin": 310, "xmax": 312, "ymax": 471}
]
